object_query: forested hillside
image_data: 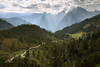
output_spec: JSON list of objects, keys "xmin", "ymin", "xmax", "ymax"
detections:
[
  {"xmin": 0, "ymin": 29, "xmax": 100, "ymax": 67},
  {"xmin": 0, "ymin": 14, "xmax": 100, "ymax": 67},
  {"xmin": 0, "ymin": 19, "xmax": 13, "ymax": 30},
  {"xmin": 0, "ymin": 24, "xmax": 55, "ymax": 61},
  {"xmin": 55, "ymin": 15, "xmax": 100, "ymax": 38}
]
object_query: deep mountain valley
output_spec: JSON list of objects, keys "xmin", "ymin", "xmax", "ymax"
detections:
[{"xmin": 0, "ymin": 14, "xmax": 100, "ymax": 67}]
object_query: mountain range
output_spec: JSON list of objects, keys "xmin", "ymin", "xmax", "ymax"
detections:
[
  {"xmin": 4, "ymin": 17, "xmax": 31, "ymax": 26},
  {"xmin": 0, "ymin": 0, "xmax": 100, "ymax": 67},
  {"xmin": 56, "ymin": 7, "xmax": 100, "ymax": 31},
  {"xmin": 0, "ymin": 6, "xmax": 100, "ymax": 32},
  {"xmin": 0, "ymin": 0, "xmax": 100, "ymax": 32},
  {"xmin": 0, "ymin": 13, "xmax": 100, "ymax": 67}
]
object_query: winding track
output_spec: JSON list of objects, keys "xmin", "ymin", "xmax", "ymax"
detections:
[{"xmin": 6, "ymin": 45, "xmax": 41, "ymax": 63}]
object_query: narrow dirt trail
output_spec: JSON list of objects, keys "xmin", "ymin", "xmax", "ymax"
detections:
[{"xmin": 6, "ymin": 45, "xmax": 41, "ymax": 63}]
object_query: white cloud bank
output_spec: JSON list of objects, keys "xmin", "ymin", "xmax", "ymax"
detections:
[{"xmin": 0, "ymin": 0, "xmax": 99, "ymax": 14}]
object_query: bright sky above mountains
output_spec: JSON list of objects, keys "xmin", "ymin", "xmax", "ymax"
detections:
[{"xmin": 0, "ymin": 0, "xmax": 99, "ymax": 13}]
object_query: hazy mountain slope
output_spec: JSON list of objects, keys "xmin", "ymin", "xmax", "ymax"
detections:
[
  {"xmin": 0, "ymin": 19, "xmax": 13, "ymax": 30},
  {"xmin": 37, "ymin": 12, "xmax": 65, "ymax": 32},
  {"xmin": 38, "ymin": 13, "xmax": 50, "ymax": 30},
  {"xmin": 1, "ymin": 6, "xmax": 100, "ymax": 32},
  {"xmin": 0, "ymin": 12, "xmax": 65, "ymax": 32},
  {"xmin": 1, "ymin": 7, "xmax": 99, "ymax": 32},
  {"xmin": 55, "ymin": 14, "xmax": 100, "ymax": 38},
  {"xmin": 56, "ymin": 7, "xmax": 100, "ymax": 30},
  {"xmin": 3, "ymin": 17, "xmax": 31, "ymax": 26}
]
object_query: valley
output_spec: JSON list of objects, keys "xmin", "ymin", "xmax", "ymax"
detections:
[
  {"xmin": 0, "ymin": 6, "xmax": 100, "ymax": 32},
  {"xmin": 0, "ymin": 14, "xmax": 100, "ymax": 67},
  {"xmin": 0, "ymin": 1, "xmax": 100, "ymax": 67}
]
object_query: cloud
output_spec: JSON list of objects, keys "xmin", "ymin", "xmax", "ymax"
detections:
[
  {"xmin": 0, "ymin": 4, "xmax": 5, "ymax": 8},
  {"xmin": 0, "ymin": 0, "xmax": 99, "ymax": 13}
]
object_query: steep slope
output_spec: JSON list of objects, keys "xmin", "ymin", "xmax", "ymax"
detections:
[
  {"xmin": 4, "ymin": 17, "xmax": 31, "ymax": 26},
  {"xmin": 38, "ymin": 13, "xmax": 50, "ymax": 31},
  {"xmin": 56, "ymin": 7, "xmax": 100, "ymax": 30},
  {"xmin": 0, "ymin": 12, "xmax": 65, "ymax": 32},
  {"xmin": 0, "ymin": 19, "xmax": 13, "ymax": 30},
  {"xmin": 0, "ymin": 24, "xmax": 55, "ymax": 58},
  {"xmin": 55, "ymin": 14, "xmax": 100, "ymax": 38},
  {"xmin": 0, "ymin": 7, "xmax": 100, "ymax": 32},
  {"xmin": 0, "ymin": 24, "xmax": 54, "ymax": 43},
  {"xmin": 2, "ymin": 28, "xmax": 100, "ymax": 67},
  {"xmin": 37, "ymin": 12, "xmax": 64, "ymax": 32}
]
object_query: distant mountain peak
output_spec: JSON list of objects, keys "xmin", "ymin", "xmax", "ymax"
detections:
[
  {"xmin": 0, "ymin": 6, "xmax": 100, "ymax": 32},
  {"xmin": 55, "ymin": 6, "xmax": 100, "ymax": 31}
]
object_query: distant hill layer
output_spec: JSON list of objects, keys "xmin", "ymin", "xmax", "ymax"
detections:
[
  {"xmin": 0, "ymin": 19, "xmax": 13, "ymax": 30},
  {"xmin": 0, "ymin": 24, "xmax": 55, "ymax": 53},
  {"xmin": 0, "ymin": 24, "xmax": 54, "ymax": 43},
  {"xmin": 4, "ymin": 17, "xmax": 31, "ymax": 26},
  {"xmin": 1, "ymin": 7, "xmax": 100, "ymax": 32}
]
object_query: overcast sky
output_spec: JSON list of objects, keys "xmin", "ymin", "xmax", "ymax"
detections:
[{"xmin": 0, "ymin": 0, "xmax": 99, "ymax": 13}]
